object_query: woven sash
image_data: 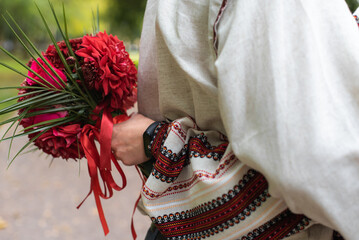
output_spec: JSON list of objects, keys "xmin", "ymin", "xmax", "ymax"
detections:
[{"xmin": 141, "ymin": 117, "xmax": 312, "ymax": 240}]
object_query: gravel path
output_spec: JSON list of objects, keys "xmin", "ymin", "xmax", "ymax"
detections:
[{"xmin": 0, "ymin": 126, "xmax": 151, "ymax": 240}]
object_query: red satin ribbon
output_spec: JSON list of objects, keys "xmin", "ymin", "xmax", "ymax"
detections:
[
  {"xmin": 131, "ymin": 166, "xmax": 147, "ymax": 240},
  {"xmin": 99, "ymin": 108, "xmax": 113, "ymax": 170},
  {"xmin": 78, "ymin": 110, "xmax": 128, "ymax": 236}
]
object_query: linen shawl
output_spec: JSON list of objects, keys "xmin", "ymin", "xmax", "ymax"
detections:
[{"xmin": 138, "ymin": 1, "xmax": 359, "ymax": 239}]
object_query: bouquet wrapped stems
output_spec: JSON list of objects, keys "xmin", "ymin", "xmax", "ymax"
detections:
[{"xmin": 0, "ymin": 3, "xmax": 137, "ymax": 236}]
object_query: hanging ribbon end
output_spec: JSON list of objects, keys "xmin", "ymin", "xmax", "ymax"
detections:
[{"xmin": 104, "ymin": 227, "xmax": 110, "ymax": 236}]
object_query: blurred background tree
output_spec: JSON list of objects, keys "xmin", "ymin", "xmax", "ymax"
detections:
[
  {"xmin": 0, "ymin": 0, "xmax": 110, "ymax": 55},
  {"xmin": 0, "ymin": 0, "xmax": 44, "ymax": 54},
  {"xmin": 105, "ymin": 0, "xmax": 147, "ymax": 42},
  {"xmin": 1, "ymin": 0, "xmax": 358, "ymax": 53},
  {"xmin": 346, "ymin": 0, "xmax": 359, "ymax": 12}
]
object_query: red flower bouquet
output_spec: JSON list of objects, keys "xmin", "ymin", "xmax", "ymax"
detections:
[{"xmin": 0, "ymin": 5, "xmax": 136, "ymax": 236}]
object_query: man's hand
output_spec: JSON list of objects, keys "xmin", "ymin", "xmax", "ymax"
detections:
[{"xmin": 111, "ymin": 113, "xmax": 154, "ymax": 166}]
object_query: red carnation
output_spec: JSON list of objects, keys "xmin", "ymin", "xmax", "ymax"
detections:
[
  {"xmin": 30, "ymin": 124, "xmax": 84, "ymax": 160},
  {"xmin": 26, "ymin": 58, "xmax": 67, "ymax": 89},
  {"xmin": 75, "ymin": 31, "xmax": 137, "ymax": 111},
  {"xmin": 44, "ymin": 38, "xmax": 83, "ymax": 71},
  {"xmin": 18, "ymin": 79, "xmax": 32, "ymax": 102},
  {"xmin": 20, "ymin": 108, "xmax": 68, "ymax": 129}
]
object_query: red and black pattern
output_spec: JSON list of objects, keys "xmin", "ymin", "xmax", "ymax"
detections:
[
  {"xmin": 213, "ymin": 0, "xmax": 229, "ymax": 55},
  {"xmin": 354, "ymin": 15, "xmax": 359, "ymax": 27},
  {"xmin": 150, "ymin": 129, "xmax": 229, "ymax": 183},
  {"xmin": 149, "ymin": 122, "xmax": 170, "ymax": 159},
  {"xmin": 142, "ymin": 154, "xmax": 238, "ymax": 199},
  {"xmin": 188, "ymin": 133, "xmax": 228, "ymax": 161},
  {"xmin": 240, "ymin": 210, "xmax": 310, "ymax": 240},
  {"xmin": 150, "ymin": 169, "xmax": 310, "ymax": 240},
  {"xmin": 148, "ymin": 122, "xmax": 311, "ymax": 239},
  {"xmin": 152, "ymin": 170, "xmax": 270, "ymax": 239},
  {"xmin": 151, "ymin": 143, "xmax": 189, "ymax": 183}
]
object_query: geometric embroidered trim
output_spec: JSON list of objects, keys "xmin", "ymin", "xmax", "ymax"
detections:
[
  {"xmin": 146, "ymin": 119, "xmax": 311, "ymax": 239},
  {"xmin": 213, "ymin": 0, "xmax": 229, "ymax": 56},
  {"xmin": 142, "ymin": 155, "xmax": 238, "ymax": 199},
  {"xmin": 240, "ymin": 210, "xmax": 310, "ymax": 240},
  {"xmin": 150, "ymin": 130, "xmax": 228, "ymax": 183},
  {"xmin": 151, "ymin": 169, "xmax": 267, "ymax": 225},
  {"xmin": 151, "ymin": 169, "xmax": 311, "ymax": 240},
  {"xmin": 152, "ymin": 170, "xmax": 271, "ymax": 239}
]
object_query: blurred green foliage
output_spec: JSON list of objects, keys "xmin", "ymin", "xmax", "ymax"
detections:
[
  {"xmin": 0, "ymin": 0, "xmax": 42, "ymax": 42},
  {"xmin": 0, "ymin": 0, "xmax": 110, "ymax": 55},
  {"xmin": 346, "ymin": 0, "xmax": 359, "ymax": 12},
  {"xmin": 0, "ymin": 57, "xmax": 24, "ymax": 122},
  {"xmin": 1, "ymin": 0, "xmax": 357, "ymax": 48},
  {"xmin": 105, "ymin": 0, "xmax": 147, "ymax": 41}
]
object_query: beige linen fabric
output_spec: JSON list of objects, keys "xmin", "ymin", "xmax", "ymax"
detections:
[
  {"xmin": 141, "ymin": 117, "xmax": 302, "ymax": 240},
  {"xmin": 138, "ymin": 0, "xmax": 359, "ymax": 239}
]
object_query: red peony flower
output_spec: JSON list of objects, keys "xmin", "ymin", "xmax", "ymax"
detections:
[
  {"xmin": 18, "ymin": 79, "xmax": 32, "ymax": 102},
  {"xmin": 20, "ymin": 107, "xmax": 68, "ymax": 129},
  {"xmin": 26, "ymin": 58, "xmax": 67, "ymax": 89},
  {"xmin": 30, "ymin": 124, "xmax": 84, "ymax": 160},
  {"xmin": 44, "ymin": 38, "xmax": 83, "ymax": 71},
  {"xmin": 75, "ymin": 31, "xmax": 137, "ymax": 111}
]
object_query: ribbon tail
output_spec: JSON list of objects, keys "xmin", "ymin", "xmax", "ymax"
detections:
[
  {"xmin": 78, "ymin": 113, "xmax": 130, "ymax": 236},
  {"xmin": 77, "ymin": 189, "xmax": 92, "ymax": 209},
  {"xmin": 100, "ymin": 169, "xmax": 115, "ymax": 199},
  {"xmin": 80, "ymin": 125, "xmax": 110, "ymax": 235},
  {"xmin": 135, "ymin": 165, "xmax": 146, "ymax": 185},
  {"xmin": 130, "ymin": 165, "xmax": 148, "ymax": 240},
  {"xmin": 99, "ymin": 108, "xmax": 113, "ymax": 170},
  {"xmin": 131, "ymin": 194, "xmax": 142, "ymax": 240},
  {"xmin": 110, "ymin": 154, "xmax": 127, "ymax": 190},
  {"xmin": 93, "ymin": 184, "xmax": 110, "ymax": 235}
]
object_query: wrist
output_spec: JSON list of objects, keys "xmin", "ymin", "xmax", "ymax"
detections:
[{"xmin": 143, "ymin": 121, "xmax": 161, "ymax": 158}]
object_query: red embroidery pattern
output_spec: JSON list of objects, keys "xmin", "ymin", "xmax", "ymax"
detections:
[
  {"xmin": 171, "ymin": 121, "xmax": 187, "ymax": 140},
  {"xmin": 213, "ymin": 0, "xmax": 229, "ymax": 55},
  {"xmin": 240, "ymin": 210, "xmax": 310, "ymax": 240},
  {"xmin": 354, "ymin": 15, "xmax": 359, "ymax": 27},
  {"xmin": 147, "ymin": 121, "xmax": 311, "ymax": 239},
  {"xmin": 150, "ymin": 129, "xmax": 229, "ymax": 183},
  {"xmin": 142, "ymin": 154, "xmax": 237, "ymax": 200},
  {"xmin": 152, "ymin": 170, "xmax": 270, "ymax": 239},
  {"xmin": 150, "ymin": 170, "xmax": 310, "ymax": 240}
]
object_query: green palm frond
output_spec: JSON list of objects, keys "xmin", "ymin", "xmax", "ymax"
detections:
[
  {"xmin": 7, "ymin": 129, "xmax": 49, "ymax": 167},
  {"xmin": 3, "ymin": 13, "xmax": 67, "ymax": 90},
  {"xmin": 48, "ymin": 2, "xmax": 96, "ymax": 107},
  {"xmin": 0, "ymin": 2, "xmax": 97, "ymax": 162},
  {"xmin": 92, "ymin": 6, "xmax": 100, "ymax": 34}
]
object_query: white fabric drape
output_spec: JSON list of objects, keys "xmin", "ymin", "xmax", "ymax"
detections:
[{"xmin": 138, "ymin": 1, "xmax": 359, "ymax": 239}]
